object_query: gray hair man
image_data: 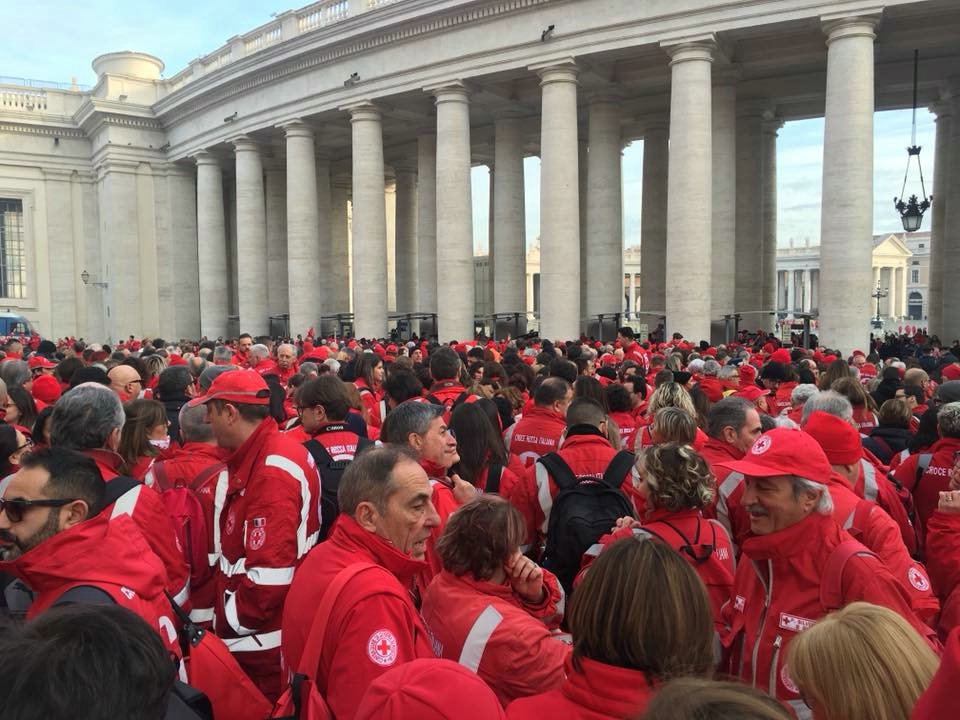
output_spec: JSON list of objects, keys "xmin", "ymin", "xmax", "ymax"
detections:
[
  {"xmin": 717, "ymin": 427, "xmax": 935, "ymax": 716},
  {"xmin": 49, "ymin": 382, "xmax": 190, "ymax": 604}
]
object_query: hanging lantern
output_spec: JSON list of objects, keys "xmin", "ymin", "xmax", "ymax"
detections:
[{"xmin": 894, "ymin": 49, "xmax": 932, "ymax": 232}]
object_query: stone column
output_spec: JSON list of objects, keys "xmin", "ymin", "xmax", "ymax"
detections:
[
  {"xmin": 282, "ymin": 121, "xmax": 320, "ymax": 336},
  {"xmin": 264, "ymin": 166, "xmax": 288, "ymax": 322},
  {"xmin": 578, "ymin": 140, "xmax": 589, "ymax": 322},
  {"xmin": 432, "ymin": 82, "xmax": 474, "ymax": 342},
  {"xmin": 802, "ymin": 268, "xmax": 811, "ymax": 312},
  {"xmin": 712, "ymin": 70, "xmax": 738, "ymax": 325},
  {"xmin": 895, "ymin": 266, "xmax": 906, "ymax": 319},
  {"xmin": 818, "ymin": 17, "xmax": 878, "ymax": 353},
  {"xmin": 385, "ymin": 177, "xmax": 397, "ymax": 313},
  {"xmin": 194, "ymin": 152, "xmax": 230, "ymax": 340},
  {"xmin": 417, "ymin": 134, "xmax": 438, "ymax": 336},
  {"xmin": 348, "ymin": 103, "xmax": 388, "ymax": 339},
  {"xmin": 394, "ymin": 163, "xmax": 418, "ymax": 315},
  {"xmin": 232, "ymin": 137, "xmax": 270, "ymax": 336},
  {"xmin": 315, "ymin": 157, "xmax": 332, "ymax": 327},
  {"xmin": 586, "ymin": 95, "xmax": 623, "ymax": 328},
  {"xmin": 492, "ymin": 115, "xmax": 527, "ymax": 335},
  {"xmin": 735, "ymin": 101, "xmax": 767, "ymax": 315},
  {"xmin": 640, "ymin": 118, "xmax": 669, "ymax": 315},
  {"xmin": 786, "ymin": 270, "xmax": 795, "ymax": 313},
  {"xmin": 328, "ymin": 175, "xmax": 351, "ymax": 320},
  {"xmin": 629, "ymin": 274, "xmax": 637, "ymax": 316},
  {"xmin": 663, "ymin": 39, "xmax": 714, "ymax": 341},
  {"xmin": 534, "ymin": 60, "xmax": 581, "ymax": 340},
  {"xmin": 943, "ymin": 91, "xmax": 960, "ymax": 342},
  {"xmin": 761, "ymin": 118, "xmax": 783, "ymax": 330},
  {"xmin": 928, "ymin": 101, "xmax": 951, "ymax": 336},
  {"xmin": 888, "ymin": 267, "xmax": 898, "ymax": 319}
]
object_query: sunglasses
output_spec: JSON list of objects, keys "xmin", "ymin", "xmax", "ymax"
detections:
[{"xmin": 0, "ymin": 497, "xmax": 77, "ymax": 523}]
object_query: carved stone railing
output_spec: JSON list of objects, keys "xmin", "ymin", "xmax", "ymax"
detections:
[{"xmin": 0, "ymin": 87, "xmax": 48, "ymax": 112}]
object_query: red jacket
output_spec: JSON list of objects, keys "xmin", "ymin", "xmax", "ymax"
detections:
[
  {"xmin": 355, "ymin": 379, "xmax": 383, "ymax": 429},
  {"xmin": 83, "ymin": 449, "xmax": 191, "ymax": 607},
  {"xmin": 0, "ymin": 513, "xmax": 179, "ymax": 655},
  {"xmin": 632, "ymin": 424, "xmax": 708, "ymax": 453},
  {"xmin": 504, "ymin": 406, "xmax": 566, "ymax": 468},
  {"xmin": 478, "ymin": 461, "xmax": 523, "ymax": 497},
  {"xmin": 508, "ymin": 431, "xmax": 630, "ymax": 549},
  {"xmin": 145, "ymin": 442, "xmax": 230, "ymax": 624},
  {"xmin": 924, "ymin": 510, "xmax": 960, "ymax": 640},
  {"xmin": 699, "ymin": 437, "xmax": 746, "ymax": 529},
  {"xmin": 427, "ymin": 380, "xmax": 477, "ymax": 409},
  {"xmin": 582, "ymin": 509, "xmax": 734, "ymax": 632},
  {"xmin": 608, "ymin": 410, "xmax": 639, "ymax": 450},
  {"xmin": 852, "ymin": 406, "xmax": 879, "ymax": 432},
  {"xmin": 913, "ymin": 626, "xmax": 960, "ymax": 719},
  {"xmin": 893, "ymin": 436, "xmax": 960, "ymax": 553},
  {"xmin": 421, "ymin": 459, "xmax": 467, "ymax": 581},
  {"xmin": 771, "ymin": 381, "xmax": 797, "ymax": 416},
  {"xmin": 697, "ymin": 376, "xmax": 725, "ymax": 403},
  {"xmin": 722, "ymin": 512, "xmax": 938, "ymax": 714},
  {"xmin": 281, "ymin": 515, "xmax": 436, "ymax": 720},
  {"xmin": 856, "ymin": 455, "xmax": 917, "ymax": 556},
  {"xmin": 421, "ymin": 569, "xmax": 568, "ymax": 705},
  {"xmin": 506, "ymin": 655, "xmax": 657, "ymax": 720},
  {"xmin": 212, "ymin": 418, "xmax": 322, "ymax": 700},
  {"xmin": 620, "ymin": 341, "xmax": 647, "ymax": 368}
]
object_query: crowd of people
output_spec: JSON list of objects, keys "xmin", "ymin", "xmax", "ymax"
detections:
[{"xmin": 1, "ymin": 326, "xmax": 960, "ymax": 719}]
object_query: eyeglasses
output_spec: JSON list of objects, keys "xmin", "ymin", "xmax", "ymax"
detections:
[
  {"xmin": 16, "ymin": 438, "xmax": 33, "ymax": 452},
  {"xmin": 0, "ymin": 497, "xmax": 77, "ymax": 523}
]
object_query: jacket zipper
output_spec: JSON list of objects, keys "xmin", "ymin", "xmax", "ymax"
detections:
[
  {"xmin": 769, "ymin": 635, "xmax": 783, "ymax": 694},
  {"xmin": 751, "ymin": 559, "xmax": 774, "ymax": 687}
]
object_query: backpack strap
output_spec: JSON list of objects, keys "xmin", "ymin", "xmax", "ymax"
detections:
[
  {"xmin": 601, "ymin": 450, "xmax": 635, "ymax": 491},
  {"xmin": 452, "ymin": 391, "xmax": 471, "ymax": 409},
  {"xmin": 304, "ymin": 438, "xmax": 335, "ymax": 468},
  {"xmin": 355, "ymin": 437, "xmax": 375, "ymax": 456},
  {"xmin": 150, "ymin": 462, "xmax": 169, "ymax": 491},
  {"xmin": 485, "ymin": 463, "xmax": 503, "ymax": 495},
  {"xmin": 53, "ymin": 585, "xmax": 116, "ymax": 607},
  {"xmin": 537, "ymin": 453, "xmax": 578, "ymax": 492},
  {"xmin": 425, "ymin": 393, "xmax": 443, "ymax": 407},
  {"xmin": 296, "ymin": 563, "xmax": 382, "ymax": 676},
  {"xmin": 189, "ymin": 463, "xmax": 227, "ymax": 493},
  {"xmin": 820, "ymin": 540, "xmax": 878, "ymax": 611}
]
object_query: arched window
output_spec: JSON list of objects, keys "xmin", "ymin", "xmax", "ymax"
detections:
[{"xmin": 908, "ymin": 291, "xmax": 923, "ymax": 321}]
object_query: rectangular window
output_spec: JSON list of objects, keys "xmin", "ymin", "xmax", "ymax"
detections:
[
  {"xmin": 912, "ymin": 269, "xmax": 919, "ymax": 284},
  {"xmin": 0, "ymin": 199, "xmax": 26, "ymax": 299}
]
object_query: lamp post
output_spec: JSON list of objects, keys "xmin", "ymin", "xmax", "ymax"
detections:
[{"xmin": 872, "ymin": 281, "xmax": 888, "ymax": 329}]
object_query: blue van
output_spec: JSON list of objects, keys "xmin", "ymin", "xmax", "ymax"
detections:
[{"xmin": 0, "ymin": 313, "xmax": 35, "ymax": 337}]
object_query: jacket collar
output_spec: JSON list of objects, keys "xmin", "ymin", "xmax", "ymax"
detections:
[
  {"xmin": 225, "ymin": 418, "xmax": 277, "ymax": 489},
  {"xmin": 740, "ymin": 511, "xmax": 835, "ymax": 562},
  {"xmin": 565, "ymin": 424, "xmax": 606, "ymax": 441},
  {"xmin": 557, "ymin": 433, "xmax": 611, "ymax": 452},
  {"xmin": 419, "ymin": 458, "xmax": 449, "ymax": 482},
  {"xmin": 702, "ymin": 436, "xmax": 744, "ymax": 461},
  {"xmin": 330, "ymin": 514, "xmax": 427, "ymax": 586},
  {"xmin": 525, "ymin": 406, "xmax": 566, "ymax": 424},
  {"xmin": 80, "ymin": 448, "xmax": 124, "ymax": 479},
  {"xmin": 644, "ymin": 507, "xmax": 701, "ymax": 524},
  {"xmin": 562, "ymin": 656, "xmax": 657, "ymax": 717},
  {"xmin": 174, "ymin": 442, "xmax": 228, "ymax": 461}
]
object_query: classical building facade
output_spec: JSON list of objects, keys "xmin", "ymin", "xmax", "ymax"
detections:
[
  {"xmin": 1, "ymin": 0, "xmax": 959, "ymax": 352},
  {"xmin": 775, "ymin": 231, "xmax": 929, "ymax": 326}
]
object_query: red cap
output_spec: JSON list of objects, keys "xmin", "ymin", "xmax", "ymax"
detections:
[
  {"xmin": 28, "ymin": 355, "xmax": 57, "ymax": 370},
  {"xmin": 738, "ymin": 364, "xmax": 757, "ymax": 385},
  {"xmin": 168, "ymin": 354, "xmax": 187, "ymax": 366},
  {"xmin": 32, "ymin": 373, "xmax": 62, "ymax": 404},
  {"xmin": 718, "ymin": 427, "xmax": 832, "ymax": 480},
  {"xmin": 354, "ymin": 659, "xmax": 506, "ymax": 720},
  {"xmin": 735, "ymin": 385, "xmax": 766, "ymax": 403},
  {"xmin": 852, "ymin": 349, "xmax": 865, "ymax": 357},
  {"xmin": 600, "ymin": 353, "xmax": 619, "ymax": 366},
  {"xmin": 704, "ymin": 347, "xmax": 717, "ymax": 357},
  {"xmin": 187, "ymin": 369, "xmax": 270, "ymax": 407},
  {"xmin": 770, "ymin": 348, "xmax": 791, "ymax": 364},
  {"xmin": 802, "ymin": 410, "xmax": 862, "ymax": 465}
]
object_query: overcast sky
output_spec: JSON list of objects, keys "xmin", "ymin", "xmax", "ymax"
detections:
[{"xmin": 1, "ymin": 2, "xmax": 937, "ymax": 255}]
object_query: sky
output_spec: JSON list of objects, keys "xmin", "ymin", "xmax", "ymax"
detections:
[{"xmin": 1, "ymin": 2, "xmax": 937, "ymax": 255}]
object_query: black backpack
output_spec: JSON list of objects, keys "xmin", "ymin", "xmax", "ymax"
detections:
[
  {"xmin": 540, "ymin": 450, "xmax": 636, "ymax": 593},
  {"xmin": 303, "ymin": 424, "xmax": 374, "ymax": 541}
]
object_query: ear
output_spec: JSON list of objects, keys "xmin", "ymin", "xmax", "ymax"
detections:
[
  {"xmin": 106, "ymin": 426, "xmax": 122, "ymax": 451},
  {"xmin": 407, "ymin": 432, "xmax": 424, "ymax": 452},
  {"xmin": 316, "ymin": 406, "xmax": 328, "ymax": 424},
  {"xmin": 721, "ymin": 426, "xmax": 738, "ymax": 445},
  {"xmin": 354, "ymin": 501, "xmax": 380, "ymax": 532},
  {"xmin": 61, "ymin": 499, "xmax": 91, "ymax": 530},
  {"xmin": 800, "ymin": 488, "xmax": 820, "ymax": 513}
]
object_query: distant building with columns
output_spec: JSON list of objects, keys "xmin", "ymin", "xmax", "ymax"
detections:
[
  {"xmin": 0, "ymin": 0, "xmax": 957, "ymax": 352},
  {"xmin": 776, "ymin": 231, "xmax": 928, "ymax": 324}
]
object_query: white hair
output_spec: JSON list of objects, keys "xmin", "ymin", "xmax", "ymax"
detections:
[
  {"xmin": 250, "ymin": 344, "xmax": 270, "ymax": 360},
  {"xmin": 687, "ymin": 358, "xmax": 705, "ymax": 375},
  {"xmin": 792, "ymin": 476, "xmax": 834, "ymax": 514},
  {"xmin": 801, "ymin": 390, "xmax": 853, "ymax": 425}
]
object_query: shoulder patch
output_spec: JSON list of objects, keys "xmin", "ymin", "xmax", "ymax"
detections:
[{"xmin": 367, "ymin": 629, "xmax": 399, "ymax": 667}]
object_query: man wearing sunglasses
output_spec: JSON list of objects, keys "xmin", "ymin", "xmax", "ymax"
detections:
[{"xmin": 0, "ymin": 448, "xmax": 178, "ymax": 657}]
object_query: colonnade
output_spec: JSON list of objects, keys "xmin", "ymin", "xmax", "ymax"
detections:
[{"xmin": 190, "ymin": 16, "xmax": 892, "ymax": 350}]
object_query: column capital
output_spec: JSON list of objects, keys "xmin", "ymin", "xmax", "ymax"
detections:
[
  {"xmin": 425, "ymin": 80, "xmax": 470, "ymax": 103},
  {"xmin": 762, "ymin": 116, "xmax": 785, "ymax": 135},
  {"xmin": 930, "ymin": 98, "xmax": 953, "ymax": 120},
  {"xmin": 193, "ymin": 150, "xmax": 222, "ymax": 167},
  {"xmin": 279, "ymin": 119, "xmax": 315, "ymax": 138},
  {"xmin": 529, "ymin": 58, "xmax": 579, "ymax": 85},
  {"xmin": 341, "ymin": 101, "xmax": 381, "ymax": 122},
  {"xmin": 660, "ymin": 35, "xmax": 716, "ymax": 65},
  {"xmin": 821, "ymin": 14, "xmax": 881, "ymax": 44},
  {"xmin": 231, "ymin": 135, "xmax": 260, "ymax": 152}
]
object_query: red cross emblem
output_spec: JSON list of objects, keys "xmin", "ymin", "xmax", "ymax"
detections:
[{"xmin": 367, "ymin": 629, "xmax": 398, "ymax": 667}]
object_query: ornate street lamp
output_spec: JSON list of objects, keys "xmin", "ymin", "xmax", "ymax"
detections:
[
  {"xmin": 894, "ymin": 50, "xmax": 932, "ymax": 232},
  {"xmin": 872, "ymin": 281, "xmax": 888, "ymax": 329}
]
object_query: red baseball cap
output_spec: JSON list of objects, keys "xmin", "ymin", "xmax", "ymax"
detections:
[
  {"xmin": 802, "ymin": 410, "xmax": 862, "ymax": 465},
  {"xmin": 354, "ymin": 659, "xmax": 506, "ymax": 720},
  {"xmin": 32, "ymin": 373, "xmax": 62, "ymax": 404},
  {"xmin": 770, "ymin": 349, "xmax": 791, "ymax": 364},
  {"xmin": 718, "ymin": 427, "xmax": 832, "ymax": 480},
  {"xmin": 28, "ymin": 355, "xmax": 57, "ymax": 370},
  {"xmin": 188, "ymin": 369, "xmax": 270, "ymax": 407},
  {"xmin": 734, "ymin": 385, "xmax": 766, "ymax": 403}
]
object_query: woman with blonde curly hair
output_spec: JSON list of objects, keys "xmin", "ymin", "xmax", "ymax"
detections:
[
  {"xmin": 583, "ymin": 443, "xmax": 734, "ymax": 631},
  {"xmin": 633, "ymin": 383, "xmax": 707, "ymax": 452},
  {"xmin": 788, "ymin": 602, "xmax": 938, "ymax": 720}
]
